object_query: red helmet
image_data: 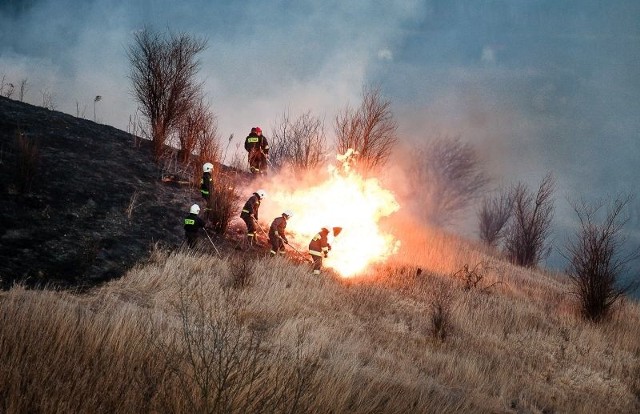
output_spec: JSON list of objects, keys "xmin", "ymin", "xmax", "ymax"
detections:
[{"xmin": 255, "ymin": 127, "xmax": 262, "ymax": 134}]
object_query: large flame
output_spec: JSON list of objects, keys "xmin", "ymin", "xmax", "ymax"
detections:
[{"xmin": 267, "ymin": 150, "xmax": 400, "ymax": 277}]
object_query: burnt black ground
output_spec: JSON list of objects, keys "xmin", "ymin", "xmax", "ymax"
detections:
[{"xmin": 0, "ymin": 96, "xmax": 265, "ymax": 290}]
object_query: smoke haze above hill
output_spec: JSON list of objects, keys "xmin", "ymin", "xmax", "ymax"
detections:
[{"xmin": 1, "ymin": 0, "xmax": 639, "ymax": 270}]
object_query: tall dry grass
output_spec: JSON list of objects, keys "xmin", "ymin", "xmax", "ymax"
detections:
[{"xmin": 1, "ymin": 232, "xmax": 639, "ymax": 413}]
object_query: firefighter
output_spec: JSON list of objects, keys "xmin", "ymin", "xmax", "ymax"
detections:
[
  {"xmin": 269, "ymin": 210, "xmax": 292, "ymax": 256},
  {"xmin": 309, "ymin": 227, "xmax": 332, "ymax": 274},
  {"xmin": 184, "ymin": 203, "xmax": 205, "ymax": 248},
  {"xmin": 240, "ymin": 189, "xmax": 266, "ymax": 247},
  {"xmin": 200, "ymin": 162, "xmax": 214, "ymax": 201},
  {"xmin": 244, "ymin": 126, "xmax": 269, "ymax": 174},
  {"xmin": 200, "ymin": 162, "xmax": 214, "ymax": 225}
]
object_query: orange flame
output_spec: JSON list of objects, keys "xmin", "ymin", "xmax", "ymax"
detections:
[{"xmin": 266, "ymin": 151, "xmax": 401, "ymax": 277}]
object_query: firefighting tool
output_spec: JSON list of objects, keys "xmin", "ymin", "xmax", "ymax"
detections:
[
  {"xmin": 203, "ymin": 228, "xmax": 222, "ymax": 257},
  {"xmin": 279, "ymin": 235, "xmax": 312, "ymax": 263}
]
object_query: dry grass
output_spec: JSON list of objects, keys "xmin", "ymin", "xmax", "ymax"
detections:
[{"xmin": 1, "ymin": 232, "xmax": 639, "ymax": 413}]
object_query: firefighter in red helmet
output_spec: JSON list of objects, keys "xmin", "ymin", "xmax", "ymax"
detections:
[
  {"xmin": 309, "ymin": 227, "xmax": 331, "ymax": 274},
  {"xmin": 244, "ymin": 126, "xmax": 269, "ymax": 175}
]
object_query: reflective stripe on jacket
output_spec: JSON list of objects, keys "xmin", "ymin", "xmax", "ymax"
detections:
[
  {"xmin": 309, "ymin": 232, "xmax": 329, "ymax": 256},
  {"xmin": 240, "ymin": 194, "xmax": 260, "ymax": 220}
]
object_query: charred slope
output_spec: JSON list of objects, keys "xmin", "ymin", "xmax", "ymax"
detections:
[{"xmin": 0, "ymin": 96, "xmax": 197, "ymax": 289}]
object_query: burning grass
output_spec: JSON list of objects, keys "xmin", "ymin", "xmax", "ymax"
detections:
[{"xmin": 1, "ymin": 239, "xmax": 639, "ymax": 413}]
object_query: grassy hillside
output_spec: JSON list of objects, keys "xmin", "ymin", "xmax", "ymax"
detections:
[
  {"xmin": 1, "ymin": 227, "xmax": 638, "ymax": 413},
  {"xmin": 0, "ymin": 96, "xmax": 638, "ymax": 413}
]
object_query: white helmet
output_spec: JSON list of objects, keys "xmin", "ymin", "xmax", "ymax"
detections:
[
  {"xmin": 282, "ymin": 210, "xmax": 293, "ymax": 218},
  {"xmin": 190, "ymin": 204, "xmax": 200, "ymax": 214},
  {"xmin": 203, "ymin": 162, "xmax": 213, "ymax": 173},
  {"xmin": 255, "ymin": 189, "xmax": 266, "ymax": 199}
]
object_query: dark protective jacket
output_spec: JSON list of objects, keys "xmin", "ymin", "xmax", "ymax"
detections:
[
  {"xmin": 200, "ymin": 171, "xmax": 213, "ymax": 200},
  {"xmin": 244, "ymin": 132, "xmax": 269, "ymax": 154},
  {"xmin": 240, "ymin": 194, "xmax": 261, "ymax": 220},
  {"xmin": 184, "ymin": 213, "xmax": 205, "ymax": 234},
  {"xmin": 309, "ymin": 230, "xmax": 331, "ymax": 257},
  {"xmin": 269, "ymin": 216, "xmax": 288, "ymax": 243}
]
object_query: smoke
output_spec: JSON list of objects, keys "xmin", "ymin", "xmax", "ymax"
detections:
[{"xmin": 2, "ymin": 1, "xmax": 639, "ymax": 280}]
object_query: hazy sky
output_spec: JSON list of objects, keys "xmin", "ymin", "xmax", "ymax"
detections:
[{"xmin": 1, "ymin": 0, "xmax": 639, "ymax": 271}]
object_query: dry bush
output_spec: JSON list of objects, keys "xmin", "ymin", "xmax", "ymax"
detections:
[
  {"xmin": 269, "ymin": 110, "xmax": 327, "ymax": 175},
  {"xmin": 429, "ymin": 278, "xmax": 456, "ymax": 342},
  {"xmin": 335, "ymin": 85, "xmax": 398, "ymax": 175},
  {"xmin": 564, "ymin": 195, "xmax": 640, "ymax": 322},
  {"xmin": 504, "ymin": 173, "xmax": 555, "ymax": 267},
  {"xmin": 206, "ymin": 172, "xmax": 241, "ymax": 235},
  {"xmin": 478, "ymin": 186, "xmax": 514, "ymax": 248},
  {"xmin": 15, "ymin": 129, "xmax": 39, "ymax": 194},
  {"xmin": 452, "ymin": 262, "xmax": 500, "ymax": 292},
  {"xmin": 177, "ymin": 98, "xmax": 206, "ymax": 163},
  {"xmin": 128, "ymin": 27, "xmax": 207, "ymax": 161},
  {"xmin": 149, "ymin": 273, "xmax": 320, "ymax": 413},
  {"xmin": 227, "ymin": 255, "xmax": 257, "ymax": 289},
  {"xmin": 409, "ymin": 135, "xmax": 489, "ymax": 226},
  {"xmin": 40, "ymin": 89, "xmax": 55, "ymax": 110}
]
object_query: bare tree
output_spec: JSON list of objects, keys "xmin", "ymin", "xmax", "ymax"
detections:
[
  {"xmin": 177, "ymin": 97, "xmax": 218, "ymax": 165},
  {"xmin": 410, "ymin": 136, "xmax": 489, "ymax": 226},
  {"xmin": 564, "ymin": 195, "xmax": 639, "ymax": 322},
  {"xmin": 270, "ymin": 110, "xmax": 327, "ymax": 175},
  {"xmin": 504, "ymin": 173, "xmax": 555, "ymax": 267},
  {"xmin": 40, "ymin": 89, "xmax": 55, "ymax": 110},
  {"xmin": 19, "ymin": 78, "xmax": 28, "ymax": 102},
  {"xmin": 128, "ymin": 27, "xmax": 207, "ymax": 161},
  {"xmin": 478, "ymin": 186, "xmax": 515, "ymax": 248},
  {"xmin": 334, "ymin": 86, "xmax": 397, "ymax": 174}
]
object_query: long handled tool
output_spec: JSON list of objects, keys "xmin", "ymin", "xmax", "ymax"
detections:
[
  {"xmin": 203, "ymin": 228, "xmax": 222, "ymax": 258},
  {"xmin": 255, "ymin": 218, "xmax": 268, "ymax": 237},
  {"xmin": 279, "ymin": 236, "xmax": 312, "ymax": 263}
]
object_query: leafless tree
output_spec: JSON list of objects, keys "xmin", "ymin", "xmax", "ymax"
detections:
[
  {"xmin": 128, "ymin": 27, "xmax": 207, "ymax": 161},
  {"xmin": 270, "ymin": 110, "xmax": 327, "ymax": 175},
  {"xmin": 177, "ymin": 97, "xmax": 218, "ymax": 165},
  {"xmin": 18, "ymin": 78, "xmax": 28, "ymax": 102},
  {"xmin": 504, "ymin": 173, "xmax": 555, "ymax": 267},
  {"xmin": 478, "ymin": 186, "xmax": 515, "ymax": 248},
  {"xmin": 40, "ymin": 89, "xmax": 55, "ymax": 110},
  {"xmin": 410, "ymin": 136, "xmax": 489, "ymax": 226},
  {"xmin": 564, "ymin": 195, "xmax": 639, "ymax": 322},
  {"xmin": 334, "ymin": 86, "xmax": 398, "ymax": 175}
]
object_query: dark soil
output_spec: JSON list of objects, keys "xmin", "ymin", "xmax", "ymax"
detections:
[{"xmin": 0, "ymin": 96, "xmax": 268, "ymax": 290}]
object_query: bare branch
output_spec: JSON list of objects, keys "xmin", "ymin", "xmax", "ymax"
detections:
[{"xmin": 334, "ymin": 86, "xmax": 398, "ymax": 175}]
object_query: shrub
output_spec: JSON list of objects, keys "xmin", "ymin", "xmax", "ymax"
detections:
[
  {"xmin": 410, "ymin": 136, "xmax": 489, "ymax": 226},
  {"xmin": 206, "ymin": 172, "xmax": 241, "ymax": 235},
  {"xmin": 564, "ymin": 195, "xmax": 640, "ymax": 322},
  {"xmin": 478, "ymin": 186, "xmax": 514, "ymax": 248},
  {"xmin": 334, "ymin": 85, "xmax": 398, "ymax": 175},
  {"xmin": 504, "ymin": 173, "xmax": 555, "ymax": 267}
]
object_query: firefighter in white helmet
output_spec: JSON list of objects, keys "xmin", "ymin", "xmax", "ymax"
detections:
[
  {"xmin": 199, "ymin": 162, "xmax": 215, "ymax": 226},
  {"xmin": 240, "ymin": 189, "xmax": 266, "ymax": 247},
  {"xmin": 200, "ymin": 162, "xmax": 214, "ymax": 201},
  {"xmin": 269, "ymin": 210, "xmax": 292, "ymax": 255},
  {"xmin": 309, "ymin": 227, "xmax": 332, "ymax": 274},
  {"xmin": 184, "ymin": 203, "xmax": 205, "ymax": 248}
]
